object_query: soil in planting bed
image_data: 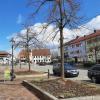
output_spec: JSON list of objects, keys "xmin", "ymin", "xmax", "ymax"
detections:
[
  {"xmin": 31, "ymin": 79, "xmax": 100, "ymax": 99},
  {"xmin": 15, "ymin": 70, "xmax": 43, "ymax": 75}
]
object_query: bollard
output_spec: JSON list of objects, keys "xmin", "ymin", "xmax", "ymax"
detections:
[{"xmin": 48, "ymin": 69, "xmax": 50, "ymax": 79}]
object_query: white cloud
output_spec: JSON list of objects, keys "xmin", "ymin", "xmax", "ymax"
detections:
[
  {"xmin": 6, "ymin": 33, "xmax": 17, "ymax": 40},
  {"xmin": 7, "ymin": 48, "xmax": 20, "ymax": 58},
  {"xmin": 16, "ymin": 14, "xmax": 22, "ymax": 24},
  {"xmin": 74, "ymin": 15, "xmax": 100, "ymax": 36},
  {"xmin": 8, "ymin": 15, "xmax": 100, "ymax": 52}
]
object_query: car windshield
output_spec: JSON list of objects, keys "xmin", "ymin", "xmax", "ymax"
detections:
[
  {"xmin": 64, "ymin": 63, "xmax": 75, "ymax": 70},
  {"xmin": 91, "ymin": 65, "xmax": 100, "ymax": 71}
]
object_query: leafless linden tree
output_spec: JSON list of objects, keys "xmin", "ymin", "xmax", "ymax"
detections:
[
  {"xmin": 27, "ymin": 0, "xmax": 81, "ymax": 79},
  {"xmin": 14, "ymin": 26, "xmax": 44, "ymax": 71}
]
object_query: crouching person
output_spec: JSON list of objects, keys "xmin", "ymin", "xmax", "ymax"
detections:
[{"xmin": 4, "ymin": 67, "xmax": 11, "ymax": 83}]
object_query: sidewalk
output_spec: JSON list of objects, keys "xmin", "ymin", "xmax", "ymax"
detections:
[
  {"xmin": 0, "ymin": 79, "xmax": 39, "ymax": 100},
  {"xmin": 0, "ymin": 66, "xmax": 40, "ymax": 100},
  {"xmin": 0, "ymin": 78, "xmax": 39, "ymax": 100}
]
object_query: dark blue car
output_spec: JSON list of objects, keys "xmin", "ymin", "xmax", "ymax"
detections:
[{"xmin": 53, "ymin": 63, "xmax": 79, "ymax": 77}]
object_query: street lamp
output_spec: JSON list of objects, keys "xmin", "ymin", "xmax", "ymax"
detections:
[{"xmin": 10, "ymin": 38, "xmax": 15, "ymax": 81}]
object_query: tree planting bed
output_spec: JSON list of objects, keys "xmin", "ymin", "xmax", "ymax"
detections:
[{"xmin": 30, "ymin": 78, "xmax": 100, "ymax": 99}]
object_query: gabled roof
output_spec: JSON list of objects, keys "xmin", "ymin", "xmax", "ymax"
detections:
[
  {"xmin": 65, "ymin": 30, "xmax": 100, "ymax": 45},
  {"xmin": 0, "ymin": 51, "xmax": 10, "ymax": 57},
  {"xmin": 70, "ymin": 36, "xmax": 85, "ymax": 44},
  {"xmin": 84, "ymin": 30, "xmax": 100, "ymax": 40},
  {"xmin": 64, "ymin": 37, "xmax": 79, "ymax": 45},
  {"xmin": 32, "ymin": 49, "xmax": 51, "ymax": 56},
  {"xmin": 18, "ymin": 49, "xmax": 30, "ymax": 58},
  {"xmin": 18, "ymin": 49, "xmax": 51, "ymax": 58}
]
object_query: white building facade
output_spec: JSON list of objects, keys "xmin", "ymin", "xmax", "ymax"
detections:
[
  {"xmin": 64, "ymin": 37, "xmax": 87, "ymax": 62},
  {"xmin": 31, "ymin": 49, "xmax": 51, "ymax": 64},
  {"xmin": 19, "ymin": 49, "xmax": 51, "ymax": 64}
]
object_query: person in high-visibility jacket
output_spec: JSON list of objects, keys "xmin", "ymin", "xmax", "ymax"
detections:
[{"xmin": 4, "ymin": 67, "xmax": 11, "ymax": 80}]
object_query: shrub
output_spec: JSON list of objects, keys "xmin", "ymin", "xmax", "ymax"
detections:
[{"xmin": 83, "ymin": 62, "xmax": 96, "ymax": 68}]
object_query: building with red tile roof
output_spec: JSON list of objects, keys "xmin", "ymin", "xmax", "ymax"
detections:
[
  {"xmin": 31, "ymin": 49, "xmax": 51, "ymax": 63},
  {"xmin": 18, "ymin": 49, "xmax": 51, "ymax": 64},
  {"xmin": 32, "ymin": 49, "xmax": 51, "ymax": 56},
  {"xmin": 0, "ymin": 51, "xmax": 10, "ymax": 57},
  {"xmin": 18, "ymin": 49, "xmax": 31, "ymax": 62},
  {"xmin": 64, "ymin": 30, "xmax": 100, "ymax": 63},
  {"xmin": 0, "ymin": 51, "xmax": 11, "ymax": 64}
]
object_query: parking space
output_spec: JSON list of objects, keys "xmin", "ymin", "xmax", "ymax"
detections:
[
  {"xmin": 4, "ymin": 64, "xmax": 99, "ymax": 86},
  {"xmin": 67, "ymin": 69, "xmax": 89, "ymax": 81},
  {"xmin": 29, "ymin": 64, "xmax": 90, "ymax": 81}
]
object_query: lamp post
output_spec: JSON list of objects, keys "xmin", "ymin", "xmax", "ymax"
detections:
[{"xmin": 10, "ymin": 38, "xmax": 15, "ymax": 81}]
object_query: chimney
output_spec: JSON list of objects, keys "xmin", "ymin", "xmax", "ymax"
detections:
[
  {"xmin": 84, "ymin": 35, "xmax": 86, "ymax": 37},
  {"xmin": 76, "ymin": 36, "xmax": 79, "ymax": 39},
  {"xmin": 94, "ymin": 30, "xmax": 96, "ymax": 33}
]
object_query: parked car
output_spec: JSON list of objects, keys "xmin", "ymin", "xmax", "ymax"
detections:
[
  {"xmin": 88, "ymin": 64, "xmax": 100, "ymax": 83},
  {"xmin": 53, "ymin": 63, "xmax": 79, "ymax": 77},
  {"xmin": 37, "ymin": 62, "xmax": 46, "ymax": 66}
]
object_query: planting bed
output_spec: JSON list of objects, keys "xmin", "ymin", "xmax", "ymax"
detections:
[{"xmin": 31, "ymin": 79, "xmax": 100, "ymax": 99}]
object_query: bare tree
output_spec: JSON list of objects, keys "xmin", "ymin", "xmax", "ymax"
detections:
[
  {"xmin": 15, "ymin": 27, "xmax": 44, "ymax": 71},
  {"xmin": 28, "ymin": 0, "xmax": 81, "ymax": 79},
  {"xmin": 89, "ymin": 46, "xmax": 100, "ymax": 63}
]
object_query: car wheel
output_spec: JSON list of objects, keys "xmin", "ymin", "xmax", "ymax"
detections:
[{"xmin": 91, "ymin": 77, "xmax": 97, "ymax": 83}]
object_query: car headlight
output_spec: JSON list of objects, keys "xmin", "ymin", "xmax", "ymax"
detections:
[{"xmin": 66, "ymin": 70, "xmax": 71, "ymax": 72}]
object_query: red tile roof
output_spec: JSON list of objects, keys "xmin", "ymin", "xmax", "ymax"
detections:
[
  {"xmin": 84, "ymin": 30, "xmax": 100, "ymax": 40},
  {"xmin": 18, "ymin": 49, "xmax": 30, "ymax": 58},
  {"xmin": 32, "ymin": 49, "xmax": 51, "ymax": 56},
  {"xmin": 0, "ymin": 51, "xmax": 10, "ymax": 57},
  {"xmin": 65, "ymin": 30, "xmax": 100, "ymax": 45},
  {"xmin": 18, "ymin": 49, "xmax": 51, "ymax": 58}
]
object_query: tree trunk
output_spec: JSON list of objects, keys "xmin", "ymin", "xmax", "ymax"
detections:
[
  {"xmin": 60, "ymin": 27, "xmax": 64, "ymax": 79},
  {"xmin": 26, "ymin": 46, "xmax": 31, "ymax": 71},
  {"xmin": 59, "ymin": 1, "xmax": 64, "ymax": 80},
  {"xmin": 94, "ymin": 47, "xmax": 97, "ymax": 63},
  {"xmin": 26, "ymin": 28, "xmax": 31, "ymax": 71},
  {"xmin": 20, "ymin": 59, "xmax": 21, "ymax": 69}
]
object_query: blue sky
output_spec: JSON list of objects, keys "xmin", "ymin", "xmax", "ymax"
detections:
[{"xmin": 0, "ymin": 0, "xmax": 100, "ymax": 51}]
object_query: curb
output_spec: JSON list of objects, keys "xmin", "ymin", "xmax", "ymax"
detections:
[
  {"xmin": 61, "ymin": 95, "xmax": 100, "ymax": 100},
  {"xmin": 16, "ymin": 73, "xmax": 48, "ymax": 78},
  {"xmin": 22, "ymin": 80, "xmax": 58, "ymax": 100}
]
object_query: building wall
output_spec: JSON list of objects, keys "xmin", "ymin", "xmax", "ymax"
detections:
[
  {"xmin": 64, "ymin": 31, "xmax": 100, "ymax": 63},
  {"xmin": 86, "ymin": 36, "xmax": 100, "ymax": 62},
  {"xmin": 64, "ymin": 41, "xmax": 87, "ymax": 62},
  {"xmin": 32, "ymin": 55, "xmax": 51, "ymax": 64},
  {"xmin": 19, "ymin": 49, "xmax": 52, "ymax": 64}
]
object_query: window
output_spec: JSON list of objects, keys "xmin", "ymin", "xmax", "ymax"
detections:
[
  {"xmin": 70, "ymin": 52, "xmax": 73, "ymax": 54},
  {"xmin": 76, "ymin": 50, "xmax": 79, "ymax": 53},
  {"xmin": 72, "ymin": 45, "xmax": 74, "ymax": 48},
  {"xmin": 92, "ymin": 66, "xmax": 100, "ymax": 71},
  {"xmin": 87, "ymin": 40, "xmax": 92, "ymax": 44},
  {"xmin": 76, "ymin": 44, "xmax": 80, "ymax": 47}
]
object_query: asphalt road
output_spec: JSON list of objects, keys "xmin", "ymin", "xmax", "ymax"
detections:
[
  {"xmin": 0, "ymin": 64, "xmax": 90, "ymax": 81},
  {"xmin": 20, "ymin": 63, "xmax": 89, "ymax": 81},
  {"xmin": 33, "ymin": 64, "xmax": 89, "ymax": 81}
]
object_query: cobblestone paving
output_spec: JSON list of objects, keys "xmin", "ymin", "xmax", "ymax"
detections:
[
  {"xmin": 0, "ymin": 65, "xmax": 40, "ymax": 100},
  {"xmin": 0, "ymin": 79, "xmax": 40, "ymax": 100}
]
